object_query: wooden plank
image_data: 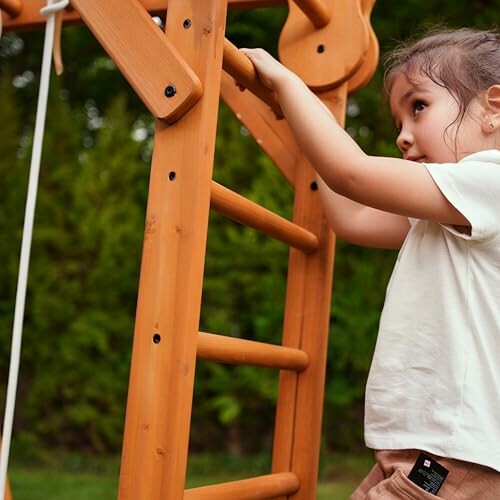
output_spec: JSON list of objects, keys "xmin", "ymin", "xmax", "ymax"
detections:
[
  {"xmin": 210, "ymin": 181, "xmax": 318, "ymax": 253},
  {"xmin": 117, "ymin": 1, "xmax": 227, "ymax": 499},
  {"xmin": 71, "ymin": 0, "xmax": 202, "ymax": 122},
  {"xmin": 184, "ymin": 472, "xmax": 299, "ymax": 499},
  {"xmin": 197, "ymin": 332, "xmax": 309, "ymax": 371},
  {"xmin": 223, "ymin": 38, "xmax": 283, "ymax": 118},
  {"xmin": 220, "ymin": 71, "xmax": 299, "ymax": 185},
  {"xmin": 1, "ymin": 0, "xmax": 286, "ymax": 32}
]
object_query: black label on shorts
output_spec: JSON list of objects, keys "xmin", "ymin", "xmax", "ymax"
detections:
[{"xmin": 407, "ymin": 453, "xmax": 449, "ymax": 495}]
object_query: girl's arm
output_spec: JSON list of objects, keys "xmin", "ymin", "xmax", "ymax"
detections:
[
  {"xmin": 317, "ymin": 177, "xmax": 410, "ymax": 249},
  {"xmin": 242, "ymin": 49, "xmax": 468, "ymax": 246}
]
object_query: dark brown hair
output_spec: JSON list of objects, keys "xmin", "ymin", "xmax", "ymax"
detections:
[{"xmin": 385, "ymin": 27, "xmax": 500, "ymax": 131}]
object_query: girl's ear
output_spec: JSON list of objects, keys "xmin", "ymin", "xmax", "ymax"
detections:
[{"xmin": 482, "ymin": 84, "xmax": 500, "ymax": 133}]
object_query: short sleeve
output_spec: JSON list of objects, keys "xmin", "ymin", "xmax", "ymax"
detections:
[{"xmin": 424, "ymin": 151, "xmax": 500, "ymax": 241}]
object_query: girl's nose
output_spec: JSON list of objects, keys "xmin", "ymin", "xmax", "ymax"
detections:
[{"xmin": 396, "ymin": 127, "xmax": 413, "ymax": 153}]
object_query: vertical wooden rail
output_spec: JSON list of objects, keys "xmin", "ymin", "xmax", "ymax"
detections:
[
  {"xmin": 117, "ymin": 1, "xmax": 228, "ymax": 499},
  {"xmin": 271, "ymin": 88, "xmax": 345, "ymax": 500}
]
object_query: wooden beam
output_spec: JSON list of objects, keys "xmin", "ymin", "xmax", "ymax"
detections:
[
  {"xmin": 70, "ymin": 0, "xmax": 201, "ymax": 122},
  {"xmin": 220, "ymin": 71, "xmax": 299, "ymax": 186},
  {"xmin": 117, "ymin": 1, "xmax": 228, "ymax": 498},
  {"xmin": 1, "ymin": 0, "xmax": 286, "ymax": 32}
]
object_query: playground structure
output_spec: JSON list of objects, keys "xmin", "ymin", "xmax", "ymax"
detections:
[{"xmin": 1, "ymin": 0, "xmax": 378, "ymax": 498}]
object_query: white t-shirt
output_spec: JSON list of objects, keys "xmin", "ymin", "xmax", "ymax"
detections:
[{"xmin": 364, "ymin": 150, "xmax": 500, "ymax": 471}]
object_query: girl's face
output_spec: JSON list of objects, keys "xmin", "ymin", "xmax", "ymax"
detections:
[{"xmin": 389, "ymin": 72, "xmax": 489, "ymax": 163}]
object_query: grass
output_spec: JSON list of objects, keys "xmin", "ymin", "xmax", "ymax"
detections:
[{"xmin": 7, "ymin": 450, "xmax": 374, "ymax": 499}]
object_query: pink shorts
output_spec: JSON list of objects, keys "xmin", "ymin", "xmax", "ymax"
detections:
[{"xmin": 350, "ymin": 450, "xmax": 500, "ymax": 499}]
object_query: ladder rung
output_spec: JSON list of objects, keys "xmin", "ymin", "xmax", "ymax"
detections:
[
  {"xmin": 184, "ymin": 472, "xmax": 299, "ymax": 499},
  {"xmin": 197, "ymin": 332, "xmax": 309, "ymax": 371},
  {"xmin": 210, "ymin": 181, "xmax": 318, "ymax": 253},
  {"xmin": 223, "ymin": 38, "xmax": 283, "ymax": 118}
]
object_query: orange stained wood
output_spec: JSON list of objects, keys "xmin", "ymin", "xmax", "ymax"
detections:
[
  {"xmin": 117, "ymin": 1, "xmax": 228, "ymax": 499},
  {"xmin": 223, "ymin": 38, "xmax": 283, "ymax": 117},
  {"xmin": 271, "ymin": 85, "xmax": 345, "ymax": 500},
  {"xmin": 184, "ymin": 472, "xmax": 299, "ymax": 499},
  {"xmin": 1, "ymin": 0, "xmax": 286, "ymax": 31},
  {"xmin": 347, "ymin": 0, "xmax": 379, "ymax": 94},
  {"xmin": 220, "ymin": 71, "xmax": 299, "ymax": 185},
  {"xmin": 0, "ymin": 0, "xmax": 22, "ymax": 17},
  {"xmin": 293, "ymin": 0, "xmax": 331, "ymax": 29},
  {"xmin": 71, "ymin": 0, "xmax": 202, "ymax": 123},
  {"xmin": 210, "ymin": 180, "xmax": 318, "ymax": 253},
  {"xmin": 279, "ymin": 0, "xmax": 369, "ymax": 90},
  {"xmin": 197, "ymin": 332, "xmax": 309, "ymax": 371}
]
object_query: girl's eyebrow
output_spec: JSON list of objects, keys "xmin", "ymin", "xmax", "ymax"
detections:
[{"xmin": 398, "ymin": 82, "xmax": 431, "ymax": 107}]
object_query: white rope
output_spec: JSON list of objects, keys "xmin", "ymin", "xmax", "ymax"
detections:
[{"xmin": 0, "ymin": 1, "xmax": 69, "ymax": 497}]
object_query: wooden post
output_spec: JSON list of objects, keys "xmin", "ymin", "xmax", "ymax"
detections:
[{"xmin": 117, "ymin": 1, "xmax": 228, "ymax": 499}]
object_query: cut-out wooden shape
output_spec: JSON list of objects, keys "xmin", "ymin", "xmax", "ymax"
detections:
[{"xmin": 279, "ymin": 0, "xmax": 368, "ymax": 90}]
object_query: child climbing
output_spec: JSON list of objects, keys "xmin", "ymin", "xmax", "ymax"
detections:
[{"xmin": 243, "ymin": 27, "xmax": 500, "ymax": 499}]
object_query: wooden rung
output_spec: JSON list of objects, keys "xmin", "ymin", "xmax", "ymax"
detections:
[
  {"xmin": 184, "ymin": 472, "xmax": 299, "ymax": 499},
  {"xmin": 197, "ymin": 332, "xmax": 309, "ymax": 371},
  {"xmin": 210, "ymin": 181, "xmax": 318, "ymax": 253},
  {"xmin": 294, "ymin": 0, "xmax": 331, "ymax": 29},
  {"xmin": 223, "ymin": 39, "xmax": 283, "ymax": 118},
  {"xmin": 0, "ymin": 0, "xmax": 22, "ymax": 17}
]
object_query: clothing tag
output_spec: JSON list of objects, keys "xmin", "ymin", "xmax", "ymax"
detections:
[{"xmin": 407, "ymin": 453, "xmax": 449, "ymax": 495}]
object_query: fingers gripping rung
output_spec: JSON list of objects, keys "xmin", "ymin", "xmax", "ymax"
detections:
[
  {"xmin": 197, "ymin": 332, "xmax": 309, "ymax": 371},
  {"xmin": 223, "ymin": 38, "xmax": 283, "ymax": 118},
  {"xmin": 210, "ymin": 181, "xmax": 319, "ymax": 253},
  {"xmin": 184, "ymin": 472, "xmax": 300, "ymax": 499},
  {"xmin": 0, "ymin": 0, "xmax": 22, "ymax": 17}
]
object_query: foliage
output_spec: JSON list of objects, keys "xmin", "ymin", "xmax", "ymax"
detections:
[{"xmin": 0, "ymin": 1, "xmax": 498, "ymax": 455}]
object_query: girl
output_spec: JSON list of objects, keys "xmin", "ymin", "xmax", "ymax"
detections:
[{"xmin": 243, "ymin": 27, "xmax": 500, "ymax": 499}]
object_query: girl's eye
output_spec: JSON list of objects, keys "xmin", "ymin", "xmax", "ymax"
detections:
[{"xmin": 412, "ymin": 100, "xmax": 426, "ymax": 115}]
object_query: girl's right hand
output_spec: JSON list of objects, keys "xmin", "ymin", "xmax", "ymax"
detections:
[{"xmin": 240, "ymin": 48, "xmax": 299, "ymax": 92}]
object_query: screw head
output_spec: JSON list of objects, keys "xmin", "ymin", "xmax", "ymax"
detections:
[
  {"xmin": 165, "ymin": 85, "xmax": 177, "ymax": 98},
  {"xmin": 168, "ymin": 171, "xmax": 176, "ymax": 181},
  {"xmin": 310, "ymin": 181, "xmax": 318, "ymax": 191},
  {"xmin": 153, "ymin": 333, "xmax": 161, "ymax": 344},
  {"xmin": 183, "ymin": 19, "xmax": 192, "ymax": 29},
  {"xmin": 317, "ymin": 44, "xmax": 325, "ymax": 54}
]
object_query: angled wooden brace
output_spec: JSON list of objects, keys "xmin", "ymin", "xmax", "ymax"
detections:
[
  {"xmin": 71, "ymin": 0, "xmax": 202, "ymax": 123},
  {"xmin": 0, "ymin": 0, "xmax": 22, "ymax": 17}
]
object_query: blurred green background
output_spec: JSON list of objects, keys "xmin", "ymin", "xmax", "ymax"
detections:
[{"xmin": 0, "ymin": 0, "xmax": 498, "ymax": 497}]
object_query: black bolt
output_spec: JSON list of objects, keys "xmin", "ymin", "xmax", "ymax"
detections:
[
  {"xmin": 168, "ymin": 171, "xmax": 176, "ymax": 181},
  {"xmin": 310, "ymin": 181, "xmax": 318, "ymax": 191},
  {"xmin": 183, "ymin": 19, "xmax": 192, "ymax": 29},
  {"xmin": 153, "ymin": 333, "xmax": 161, "ymax": 344},
  {"xmin": 165, "ymin": 85, "xmax": 177, "ymax": 98},
  {"xmin": 317, "ymin": 44, "xmax": 325, "ymax": 54}
]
